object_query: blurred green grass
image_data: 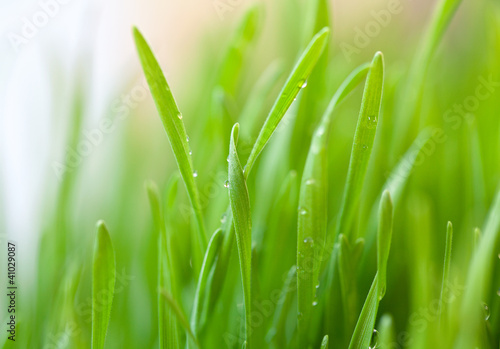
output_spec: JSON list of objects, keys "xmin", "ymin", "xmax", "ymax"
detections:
[{"xmin": 9, "ymin": 0, "xmax": 500, "ymax": 348}]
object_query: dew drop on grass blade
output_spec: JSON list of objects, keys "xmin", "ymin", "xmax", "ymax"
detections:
[
  {"xmin": 133, "ymin": 27, "xmax": 208, "ymax": 257},
  {"xmin": 92, "ymin": 221, "xmax": 116, "ymax": 349},
  {"xmin": 348, "ymin": 191, "xmax": 392, "ymax": 349}
]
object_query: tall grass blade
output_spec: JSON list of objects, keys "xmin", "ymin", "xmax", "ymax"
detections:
[
  {"xmin": 439, "ymin": 221, "xmax": 453, "ymax": 326},
  {"xmin": 348, "ymin": 191, "xmax": 393, "ymax": 349},
  {"xmin": 244, "ymin": 27, "xmax": 330, "ymax": 175},
  {"xmin": 133, "ymin": 27, "xmax": 208, "ymax": 255},
  {"xmin": 335, "ymin": 51, "xmax": 385, "ymax": 240},
  {"xmin": 160, "ymin": 290, "xmax": 199, "ymax": 348},
  {"xmin": 227, "ymin": 123, "xmax": 253, "ymax": 348},
  {"xmin": 191, "ymin": 229, "xmax": 223, "ymax": 336},
  {"xmin": 92, "ymin": 221, "xmax": 116, "ymax": 349}
]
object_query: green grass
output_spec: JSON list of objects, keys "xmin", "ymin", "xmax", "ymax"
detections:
[{"xmin": 15, "ymin": 0, "xmax": 500, "ymax": 348}]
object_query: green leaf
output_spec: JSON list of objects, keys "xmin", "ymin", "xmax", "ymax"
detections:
[
  {"xmin": 335, "ymin": 51, "xmax": 385, "ymax": 240},
  {"xmin": 244, "ymin": 27, "xmax": 330, "ymax": 176},
  {"xmin": 227, "ymin": 123, "xmax": 253, "ymax": 348},
  {"xmin": 92, "ymin": 221, "xmax": 116, "ymax": 349},
  {"xmin": 133, "ymin": 27, "xmax": 207, "ymax": 256},
  {"xmin": 191, "ymin": 228, "xmax": 223, "ymax": 336},
  {"xmin": 348, "ymin": 191, "xmax": 393, "ymax": 349}
]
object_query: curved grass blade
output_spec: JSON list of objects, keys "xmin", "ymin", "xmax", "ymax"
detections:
[
  {"xmin": 457, "ymin": 188, "xmax": 500, "ymax": 349},
  {"xmin": 348, "ymin": 191, "xmax": 393, "ymax": 349},
  {"xmin": 227, "ymin": 123, "xmax": 253, "ymax": 348},
  {"xmin": 191, "ymin": 229, "xmax": 223, "ymax": 336},
  {"xmin": 438, "ymin": 221, "xmax": 453, "ymax": 326},
  {"xmin": 335, "ymin": 51, "xmax": 384, "ymax": 332},
  {"xmin": 244, "ymin": 27, "xmax": 330, "ymax": 176},
  {"xmin": 133, "ymin": 27, "xmax": 207, "ymax": 256},
  {"xmin": 92, "ymin": 221, "xmax": 116, "ymax": 349},
  {"xmin": 335, "ymin": 51, "xmax": 385, "ymax": 241},
  {"xmin": 160, "ymin": 290, "xmax": 199, "ymax": 348}
]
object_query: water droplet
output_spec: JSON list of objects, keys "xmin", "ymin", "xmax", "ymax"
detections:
[
  {"xmin": 369, "ymin": 329, "xmax": 379, "ymax": 349},
  {"xmin": 315, "ymin": 284, "xmax": 320, "ymax": 289},
  {"xmin": 303, "ymin": 237, "xmax": 314, "ymax": 245},
  {"xmin": 227, "ymin": 155, "xmax": 230, "ymax": 162},
  {"xmin": 220, "ymin": 214, "xmax": 227, "ymax": 224},
  {"xmin": 305, "ymin": 179, "xmax": 316, "ymax": 185},
  {"xmin": 224, "ymin": 180, "xmax": 230, "ymax": 188},
  {"xmin": 298, "ymin": 208, "xmax": 308, "ymax": 215},
  {"xmin": 177, "ymin": 113, "xmax": 183, "ymax": 119},
  {"xmin": 301, "ymin": 81, "xmax": 308, "ymax": 88},
  {"xmin": 483, "ymin": 302, "xmax": 490, "ymax": 320},
  {"xmin": 293, "ymin": 97, "xmax": 297, "ymax": 101},
  {"xmin": 186, "ymin": 136, "xmax": 190, "ymax": 142},
  {"xmin": 189, "ymin": 150, "xmax": 192, "ymax": 155},
  {"xmin": 362, "ymin": 145, "xmax": 368, "ymax": 150},
  {"xmin": 193, "ymin": 171, "xmax": 198, "ymax": 178},
  {"xmin": 312, "ymin": 300, "xmax": 318, "ymax": 306}
]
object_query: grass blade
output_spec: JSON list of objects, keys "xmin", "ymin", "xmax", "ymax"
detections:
[
  {"xmin": 160, "ymin": 290, "xmax": 199, "ymax": 348},
  {"xmin": 335, "ymin": 51, "xmax": 385, "ymax": 241},
  {"xmin": 133, "ymin": 27, "xmax": 207, "ymax": 256},
  {"xmin": 191, "ymin": 229, "xmax": 223, "ymax": 336},
  {"xmin": 227, "ymin": 123, "xmax": 253, "ymax": 348},
  {"xmin": 438, "ymin": 221, "xmax": 453, "ymax": 326},
  {"xmin": 348, "ymin": 191, "xmax": 393, "ymax": 349},
  {"xmin": 146, "ymin": 180, "xmax": 182, "ymax": 349},
  {"xmin": 92, "ymin": 221, "xmax": 116, "ymax": 349},
  {"xmin": 244, "ymin": 27, "xmax": 330, "ymax": 175}
]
